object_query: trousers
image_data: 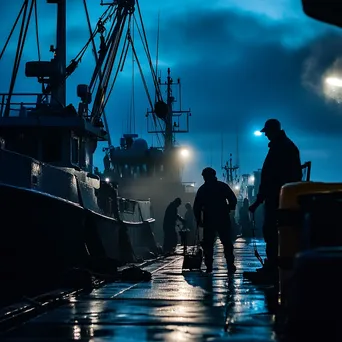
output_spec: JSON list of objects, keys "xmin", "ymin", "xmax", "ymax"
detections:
[{"xmin": 202, "ymin": 220, "xmax": 234, "ymax": 267}]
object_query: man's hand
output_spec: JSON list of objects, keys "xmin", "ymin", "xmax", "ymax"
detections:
[{"xmin": 249, "ymin": 201, "xmax": 260, "ymax": 214}]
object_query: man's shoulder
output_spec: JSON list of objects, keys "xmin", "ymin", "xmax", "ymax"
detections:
[
  {"xmin": 217, "ymin": 180, "xmax": 230, "ymax": 188},
  {"xmin": 196, "ymin": 184, "xmax": 205, "ymax": 194},
  {"xmin": 284, "ymin": 136, "xmax": 299, "ymax": 152},
  {"xmin": 273, "ymin": 135, "xmax": 299, "ymax": 152},
  {"xmin": 216, "ymin": 180, "xmax": 227, "ymax": 187}
]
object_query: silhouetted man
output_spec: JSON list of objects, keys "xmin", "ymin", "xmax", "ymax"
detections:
[
  {"xmin": 249, "ymin": 119, "xmax": 302, "ymax": 282},
  {"xmin": 193, "ymin": 167, "xmax": 237, "ymax": 274},
  {"xmin": 163, "ymin": 197, "xmax": 184, "ymax": 254}
]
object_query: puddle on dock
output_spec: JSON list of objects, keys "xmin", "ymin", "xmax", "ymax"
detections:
[{"xmin": 1, "ymin": 239, "xmax": 279, "ymax": 341}]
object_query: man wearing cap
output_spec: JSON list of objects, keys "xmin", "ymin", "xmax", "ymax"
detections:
[
  {"xmin": 249, "ymin": 119, "xmax": 302, "ymax": 282},
  {"xmin": 193, "ymin": 167, "xmax": 237, "ymax": 274}
]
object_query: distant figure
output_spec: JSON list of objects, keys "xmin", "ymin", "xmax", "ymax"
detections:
[
  {"xmin": 239, "ymin": 198, "xmax": 252, "ymax": 237},
  {"xmin": 193, "ymin": 167, "xmax": 237, "ymax": 274},
  {"xmin": 103, "ymin": 154, "xmax": 110, "ymax": 171},
  {"xmin": 184, "ymin": 202, "xmax": 196, "ymax": 245},
  {"xmin": 110, "ymin": 182, "xmax": 120, "ymax": 221},
  {"xmin": 163, "ymin": 197, "xmax": 185, "ymax": 254},
  {"xmin": 94, "ymin": 167, "xmax": 100, "ymax": 176},
  {"xmin": 249, "ymin": 119, "xmax": 302, "ymax": 282}
]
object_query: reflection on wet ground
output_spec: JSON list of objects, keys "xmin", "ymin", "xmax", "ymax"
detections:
[{"xmin": 1, "ymin": 238, "xmax": 279, "ymax": 341}]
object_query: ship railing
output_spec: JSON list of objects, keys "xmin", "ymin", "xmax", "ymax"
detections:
[
  {"xmin": 0, "ymin": 93, "xmax": 51, "ymax": 117},
  {"xmin": 118, "ymin": 197, "xmax": 153, "ymax": 222},
  {"xmin": 182, "ymin": 182, "xmax": 197, "ymax": 193}
]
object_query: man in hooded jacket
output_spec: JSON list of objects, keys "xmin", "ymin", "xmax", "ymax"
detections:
[
  {"xmin": 163, "ymin": 197, "xmax": 185, "ymax": 254},
  {"xmin": 193, "ymin": 167, "xmax": 237, "ymax": 273}
]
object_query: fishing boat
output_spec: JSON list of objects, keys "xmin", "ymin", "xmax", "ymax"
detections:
[
  {"xmin": 101, "ymin": 67, "xmax": 196, "ymax": 245},
  {"xmin": 0, "ymin": 0, "xmax": 164, "ymax": 302}
]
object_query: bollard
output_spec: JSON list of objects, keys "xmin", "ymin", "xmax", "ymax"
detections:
[{"xmin": 277, "ymin": 182, "xmax": 342, "ymax": 308}]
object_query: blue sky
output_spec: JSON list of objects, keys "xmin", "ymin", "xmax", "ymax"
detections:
[{"xmin": 1, "ymin": 1, "xmax": 342, "ymax": 186}]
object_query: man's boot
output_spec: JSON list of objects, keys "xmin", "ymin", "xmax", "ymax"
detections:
[
  {"xmin": 257, "ymin": 258, "xmax": 270, "ymax": 272},
  {"xmin": 227, "ymin": 264, "xmax": 237, "ymax": 274},
  {"xmin": 226, "ymin": 257, "xmax": 237, "ymax": 274}
]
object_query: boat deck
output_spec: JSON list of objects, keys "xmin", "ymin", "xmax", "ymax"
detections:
[{"xmin": 1, "ymin": 239, "xmax": 279, "ymax": 341}]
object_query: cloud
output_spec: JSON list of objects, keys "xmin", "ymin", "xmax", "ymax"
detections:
[
  {"xmin": 142, "ymin": 7, "xmax": 342, "ymax": 138},
  {"xmin": 3, "ymin": 1, "xmax": 342, "ymax": 181}
]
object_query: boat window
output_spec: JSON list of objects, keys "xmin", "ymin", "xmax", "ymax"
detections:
[
  {"xmin": 42, "ymin": 134, "xmax": 62, "ymax": 163},
  {"xmin": 71, "ymin": 137, "xmax": 79, "ymax": 165},
  {"xmin": 8, "ymin": 133, "xmax": 39, "ymax": 159}
]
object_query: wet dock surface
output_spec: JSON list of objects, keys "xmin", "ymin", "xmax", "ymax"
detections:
[{"xmin": 1, "ymin": 239, "xmax": 278, "ymax": 341}]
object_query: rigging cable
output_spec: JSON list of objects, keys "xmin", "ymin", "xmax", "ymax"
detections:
[
  {"xmin": 34, "ymin": 0, "xmax": 40, "ymax": 61},
  {"xmin": 91, "ymin": 8, "xmax": 130, "ymax": 123},
  {"xmin": 154, "ymin": 10, "xmax": 160, "ymax": 104},
  {"xmin": 100, "ymin": 17, "xmax": 133, "ymax": 113},
  {"xmin": 128, "ymin": 32, "xmax": 164, "ymax": 149},
  {"xmin": 135, "ymin": 0, "xmax": 162, "ymax": 101},
  {"xmin": 83, "ymin": 0, "xmax": 112, "ymax": 147},
  {"xmin": 5, "ymin": 0, "xmax": 35, "ymax": 117},
  {"xmin": 129, "ymin": 19, "xmax": 135, "ymax": 134},
  {"xmin": 0, "ymin": 1, "xmax": 26, "ymax": 60},
  {"xmin": 132, "ymin": 13, "xmax": 165, "ymax": 145},
  {"xmin": 133, "ymin": 15, "xmax": 161, "ymax": 102}
]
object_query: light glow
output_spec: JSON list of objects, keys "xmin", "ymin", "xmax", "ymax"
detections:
[
  {"xmin": 254, "ymin": 130, "xmax": 262, "ymax": 136},
  {"xmin": 179, "ymin": 148, "xmax": 190, "ymax": 158},
  {"xmin": 326, "ymin": 77, "xmax": 342, "ymax": 88}
]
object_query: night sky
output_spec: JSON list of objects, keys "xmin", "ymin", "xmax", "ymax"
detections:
[{"xmin": 1, "ymin": 1, "xmax": 342, "ymax": 187}]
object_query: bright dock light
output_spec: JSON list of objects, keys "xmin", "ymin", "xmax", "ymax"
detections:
[
  {"xmin": 180, "ymin": 148, "xmax": 190, "ymax": 158},
  {"xmin": 326, "ymin": 77, "xmax": 342, "ymax": 88}
]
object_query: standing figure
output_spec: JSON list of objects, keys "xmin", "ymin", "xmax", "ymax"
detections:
[
  {"xmin": 193, "ymin": 167, "xmax": 237, "ymax": 274},
  {"xmin": 239, "ymin": 198, "xmax": 252, "ymax": 237},
  {"xmin": 249, "ymin": 119, "xmax": 302, "ymax": 283},
  {"xmin": 163, "ymin": 197, "xmax": 184, "ymax": 254},
  {"xmin": 184, "ymin": 202, "xmax": 197, "ymax": 245}
]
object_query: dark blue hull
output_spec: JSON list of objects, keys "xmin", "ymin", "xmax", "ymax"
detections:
[
  {"xmin": 0, "ymin": 185, "xmax": 158, "ymax": 304},
  {"xmin": 0, "ymin": 147, "xmax": 159, "ymax": 303},
  {"xmin": 0, "ymin": 184, "xmax": 88, "ymax": 301}
]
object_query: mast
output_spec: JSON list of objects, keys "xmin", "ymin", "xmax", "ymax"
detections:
[
  {"xmin": 50, "ymin": 0, "xmax": 66, "ymax": 108},
  {"xmin": 222, "ymin": 153, "xmax": 239, "ymax": 187},
  {"xmin": 147, "ymin": 68, "xmax": 191, "ymax": 151},
  {"xmin": 165, "ymin": 68, "xmax": 173, "ymax": 151}
]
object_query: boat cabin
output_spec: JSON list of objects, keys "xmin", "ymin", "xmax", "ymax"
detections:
[
  {"xmin": 103, "ymin": 134, "xmax": 183, "ymax": 183},
  {"xmin": 0, "ymin": 91, "xmax": 108, "ymax": 173}
]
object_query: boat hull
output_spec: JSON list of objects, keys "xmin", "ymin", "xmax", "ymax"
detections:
[
  {"xmin": 0, "ymin": 183, "xmax": 159, "ymax": 303},
  {"xmin": 0, "ymin": 148, "xmax": 159, "ymax": 302},
  {"xmin": 0, "ymin": 184, "xmax": 88, "ymax": 301}
]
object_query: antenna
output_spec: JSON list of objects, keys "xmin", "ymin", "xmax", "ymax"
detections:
[
  {"xmin": 235, "ymin": 120, "xmax": 240, "ymax": 169},
  {"xmin": 220, "ymin": 131, "xmax": 224, "ymax": 167},
  {"xmin": 154, "ymin": 11, "xmax": 160, "ymax": 104},
  {"xmin": 236, "ymin": 133, "xmax": 239, "ymax": 169}
]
